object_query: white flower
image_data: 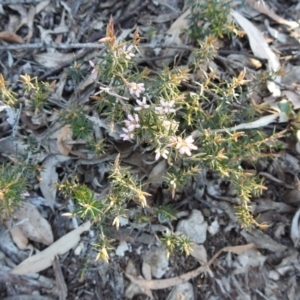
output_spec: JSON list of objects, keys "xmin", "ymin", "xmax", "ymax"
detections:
[
  {"xmin": 155, "ymin": 99, "xmax": 176, "ymax": 114},
  {"xmin": 89, "ymin": 60, "xmax": 97, "ymax": 74},
  {"xmin": 120, "ymin": 128, "xmax": 134, "ymax": 141},
  {"xmin": 161, "ymin": 119, "xmax": 179, "ymax": 132},
  {"xmin": 134, "ymin": 97, "xmax": 150, "ymax": 111},
  {"xmin": 128, "ymin": 82, "xmax": 145, "ymax": 97},
  {"xmin": 124, "ymin": 114, "xmax": 140, "ymax": 131},
  {"xmin": 176, "ymin": 136, "xmax": 198, "ymax": 156},
  {"xmin": 155, "ymin": 148, "xmax": 169, "ymax": 160},
  {"xmin": 122, "ymin": 44, "xmax": 135, "ymax": 60}
]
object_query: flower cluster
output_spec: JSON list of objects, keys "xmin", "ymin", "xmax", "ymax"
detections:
[
  {"xmin": 128, "ymin": 82, "xmax": 145, "ymax": 97},
  {"xmin": 118, "ymin": 93, "xmax": 197, "ymax": 157},
  {"xmin": 168, "ymin": 135, "xmax": 198, "ymax": 156},
  {"xmin": 155, "ymin": 148, "xmax": 169, "ymax": 160},
  {"xmin": 134, "ymin": 97, "xmax": 150, "ymax": 111},
  {"xmin": 155, "ymin": 99, "xmax": 176, "ymax": 114},
  {"xmin": 120, "ymin": 114, "xmax": 140, "ymax": 141},
  {"xmin": 124, "ymin": 114, "xmax": 140, "ymax": 131},
  {"xmin": 154, "ymin": 136, "xmax": 198, "ymax": 160},
  {"xmin": 116, "ymin": 51, "xmax": 197, "ymax": 158},
  {"xmin": 119, "ymin": 45, "xmax": 135, "ymax": 60}
]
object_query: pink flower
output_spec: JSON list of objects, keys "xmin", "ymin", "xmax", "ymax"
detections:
[
  {"xmin": 134, "ymin": 97, "xmax": 150, "ymax": 111},
  {"xmin": 124, "ymin": 114, "xmax": 140, "ymax": 131},
  {"xmin": 120, "ymin": 128, "xmax": 134, "ymax": 141},
  {"xmin": 155, "ymin": 99, "xmax": 176, "ymax": 114},
  {"xmin": 176, "ymin": 136, "xmax": 198, "ymax": 156},
  {"xmin": 128, "ymin": 82, "xmax": 145, "ymax": 97},
  {"xmin": 167, "ymin": 136, "xmax": 178, "ymax": 147},
  {"xmin": 89, "ymin": 60, "xmax": 97, "ymax": 74},
  {"xmin": 155, "ymin": 148, "xmax": 169, "ymax": 160}
]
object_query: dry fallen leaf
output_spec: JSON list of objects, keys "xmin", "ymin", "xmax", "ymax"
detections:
[
  {"xmin": 246, "ymin": 0, "xmax": 299, "ymax": 29},
  {"xmin": 264, "ymin": 19, "xmax": 288, "ymax": 44},
  {"xmin": 9, "ymin": 202, "xmax": 53, "ymax": 246},
  {"xmin": 227, "ymin": 54, "xmax": 262, "ymax": 69},
  {"xmin": 56, "ymin": 125, "xmax": 73, "ymax": 156},
  {"xmin": 11, "ymin": 221, "xmax": 91, "ymax": 275},
  {"xmin": 290, "ymin": 208, "xmax": 300, "ymax": 247},
  {"xmin": 4, "ymin": 220, "xmax": 29, "ymax": 250},
  {"xmin": 190, "ymin": 243, "xmax": 207, "ymax": 264},
  {"xmin": 144, "ymin": 160, "xmax": 167, "ymax": 184},
  {"xmin": 241, "ymin": 229, "xmax": 287, "ymax": 252},
  {"xmin": 192, "ymin": 112, "xmax": 288, "ymax": 138},
  {"xmin": 158, "ymin": 8, "xmax": 190, "ymax": 66},
  {"xmin": 33, "ymin": 52, "xmax": 74, "ymax": 68},
  {"xmin": 231, "ymin": 10, "xmax": 281, "ymax": 97},
  {"xmin": 75, "ymin": 69, "xmax": 98, "ymax": 93},
  {"xmin": 0, "ymin": 31, "xmax": 24, "ymax": 43},
  {"xmin": 39, "ymin": 155, "xmax": 71, "ymax": 209},
  {"xmin": 14, "ymin": 1, "xmax": 50, "ymax": 42}
]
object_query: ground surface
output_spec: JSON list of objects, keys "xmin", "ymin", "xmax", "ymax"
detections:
[{"xmin": 1, "ymin": 0, "xmax": 300, "ymax": 299}]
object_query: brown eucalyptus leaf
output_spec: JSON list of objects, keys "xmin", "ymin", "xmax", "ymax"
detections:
[
  {"xmin": 39, "ymin": 155, "xmax": 71, "ymax": 208},
  {"xmin": 158, "ymin": 8, "xmax": 190, "ymax": 66},
  {"xmin": 145, "ymin": 160, "xmax": 167, "ymax": 184},
  {"xmin": 190, "ymin": 243, "xmax": 207, "ymax": 264},
  {"xmin": 241, "ymin": 229, "xmax": 287, "ymax": 252},
  {"xmin": 246, "ymin": 0, "xmax": 299, "ymax": 28},
  {"xmin": 0, "ymin": 31, "xmax": 24, "ymax": 43},
  {"xmin": 12, "ymin": 202, "xmax": 53, "ymax": 246},
  {"xmin": 33, "ymin": 52, "xmax": 74, "ymax": 68},
  {"xmin": 56, "ymin": 125, "xmax": 73, "ymax": 156},
  {"xmin": 4, "ymin": 220, "xmax": 29, "ymax": 250},
  {"xmin": 11, "ymin": 221, "xmax": 91, "ymax": 275},
  {"xmin": 231, "ymin": 10, "xmax": 281, "ymax": 96}
]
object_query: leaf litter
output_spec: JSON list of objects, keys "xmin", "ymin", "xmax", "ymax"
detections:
[{"xmin": 1, "ymin": 0, "xmax": 300, "ymax": 299}]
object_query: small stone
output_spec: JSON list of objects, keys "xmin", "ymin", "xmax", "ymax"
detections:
[
  {"xmin": 167, "ymin": 282, "xmax": 194, "ymax": 300},
  {"xmin": 208, "ymin": 219, "xmax": 220, "ymax": 235},
  {"xmin": 268, "ymin": 270, "xmax": 280, "ymax": 281},
  {"xmin": 176, "ymin": 209, "xmax": 208, "ymax": 244},
  {"xmin": 143, "ymin": 246, "xmax": 169, "ymax": 278},
  {"xmin": 118, "ymin": 216, "xmax": 129, "ymax": 227},
  {"xmin": 116, "ymin": 240, "xmax": 130, "ymax": 257}
]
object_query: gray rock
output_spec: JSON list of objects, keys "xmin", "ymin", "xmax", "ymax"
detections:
[
  {"xmin": 176, "ymin": 209, "xmax": 208, "ymax": 244},
  {"xmin": 143, "ymin": 246, "xmax": 169, "ymax": 278}
]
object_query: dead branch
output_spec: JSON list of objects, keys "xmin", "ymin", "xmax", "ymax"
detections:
[{"xmin": 0, "ymin": 42, "xmax": 104, "ymax": 51}]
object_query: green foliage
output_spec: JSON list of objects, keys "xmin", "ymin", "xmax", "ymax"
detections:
[
  {"xmin": 87, "ymin": 139, "xmax": 107, "ymax": 156},
  {"xmin": 187, "ymin": 0, "xmax": 237, "ymax": 40},
  {"xmin": 0, "ymin": 7, "xmax": 286, "ymax": 264},
  {"xmin": 94, "ymin": 231, "xmax": 115, "ymax": 263},
  {"xmin": 60, "ymin": 106, "xmax": 93, "ymax": 139},
  {"xmin": 161, "ymin": 232, "xmax": 193, "ymax": 258},
  {"xmin": 192, "ymin": 36, "xmax": 219, "ymax": 69},
  {"xmin": 0, "ymin": 74, "xmax": 18, "ymax": 106},
  {"xmin": 155, "ymin": 205, "xmax": 178, "ymax": 224},
  {"xmin": 0, "ymin": 165, "xmax": 27, "ymax": 220},
  {"xmin": 67, "ymin": 61, "xmax": 85, "ymax": 84},
  {"xmin": 20, "ymin": 74, "xmax": 52, "ymax": 114},
  {"xmin": 109, "ymin": 155, "xmax": 150, "ymax": 208}
]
